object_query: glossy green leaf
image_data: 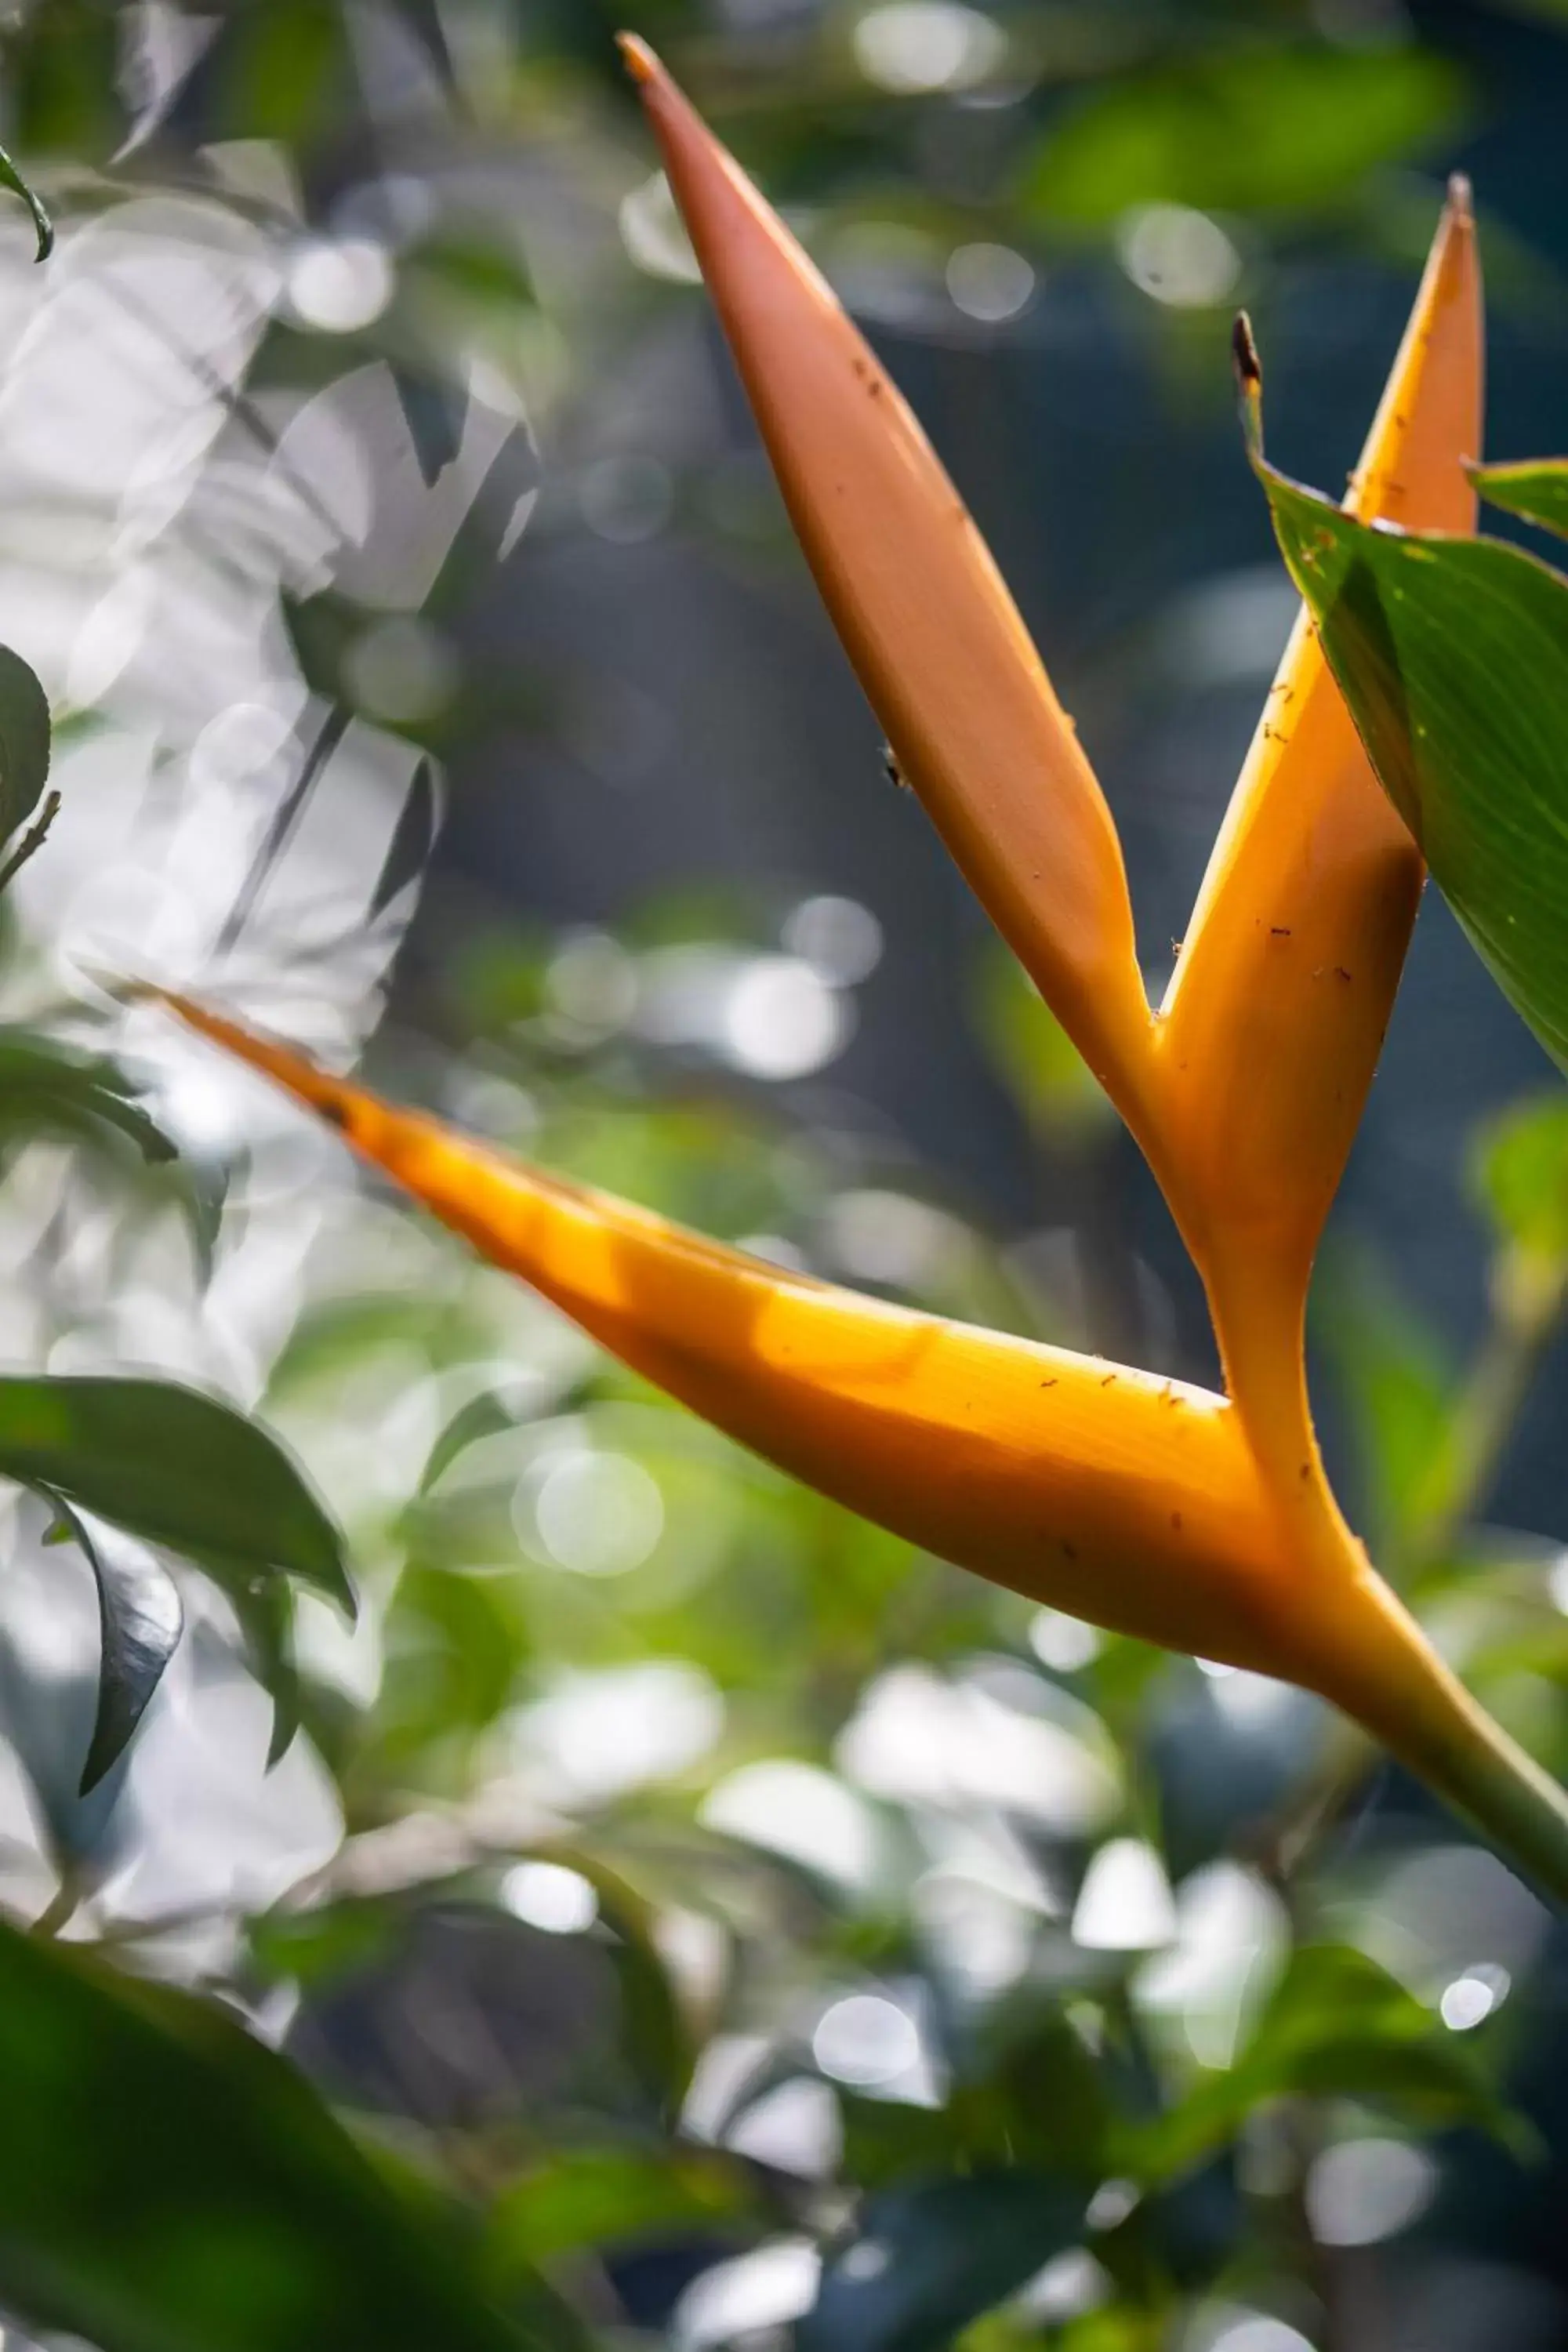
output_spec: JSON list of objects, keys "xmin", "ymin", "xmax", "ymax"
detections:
[
  {"xmin": 0, "ymin": 643, "xmax": 52, "ymax": 848},
  {"xmin": 799, "ymin": 2176, "xmax": 1087, "ymax": 2352},
  {"xmin": 1133, "ymin": 1944, "xmax": 1519, "ymax": 2183},
  {"xmin": 1472, "ymin": 459, "xmax": 1568, "ymax": 541},
  {"xmin": 1258, "ymin": 459, "xmax": 1568, "ymax": 1072},
  {"xmin": 1019, "ymin": 46, "xmax": 1463, "ymax": 225},
  {"xmin": 0, "ymin": 1377, "xmax": 353, "ymax": 1613},
  {"xmin": 0, "ymin": 138, "xmax": 53, "ymax": 260},
  {"xmin": 47, "ymin": 1498, "xmax": 183, "ymax": 1795},
  {"xmin": 0, "ymin": 1912, "xmax": 535, "ymax": 2352}
]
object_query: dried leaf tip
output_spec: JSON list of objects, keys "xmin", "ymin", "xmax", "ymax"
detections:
[
  {"xmin": 615, "ymin": 31, "xmax": 659, "ymax": 85},
  {"xmin": 1232, "ymin": 311, "xmax": 1264, "ymax": 462}
]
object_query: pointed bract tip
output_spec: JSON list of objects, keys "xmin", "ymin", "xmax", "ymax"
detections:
[
  {"xmin": 1231, "ymin": 312, "xmax": 1265, "ymax": 466},
  {"xmin": 1445, "ymin": 170, "xmax": 1474, "ymax": 224},
  {"xmin": 615, "ymin": 31, "xmax": 660, "ymax": 86}
]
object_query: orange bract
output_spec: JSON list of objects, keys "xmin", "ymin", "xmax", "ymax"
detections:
[
  {"xmin": 1160, "ymin": 181, "xmax": 1482, "ymax": 1437},
  {"xmin": 156, "ymin": 998, "xmax": 1281, "ymax": 1671},
  {"xmin": 616, "ymin": 35, "xmax": 1152, "ymax": 1123}
]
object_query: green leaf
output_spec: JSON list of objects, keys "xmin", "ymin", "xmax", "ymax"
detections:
[
  {"xmin": 972, "ymin": 945, "xmax": 1112, "ymax": 1138},
  {"xmin": 211, "ymin": 0, "xmax": 350, "ymax": 146},
  {"xmin": 1315, "ymin": 1250, "xmax": 1455, "ymax": 1560},
  {"xmin": 418, "ymin": 1389, "xmax": 521, "ymax": 1495},
  {"xmin": 798, "ymin": 2176, "xmax": 1087, "ymax": 2352},
  {"xmin": 391, "ymin": 366, "xmax": 466, "ymax": 488},
  {"xmin": 1133, "ymin": 1944, "xmax": 1520, "ymax": 2183},
  {"xmin": 0, "ymin": 1377, "xmax": 353, "ymax": 1613},
  {"xmin": 232, "ymin": 1573, "xmax": 302, "ymax": 1769},
  {"xmin": 1472, "ymin": 459, "xmax": 1568, "ymax": 541},
  {"xmin": 1256, "ymin": 457, "xmax": 1568, "ymax": 1072},
  {"xmin": 484, "ymin": 2147, "xmax": 753, "ymax": 2277},
  {"xmin": 0, "ymin": 643, "xmax": 53, "ymax": 848},
  {"xmin": 0, "ymin": 1029, "xmax": 176, "ymax": 1167},
  {"xmin": 1018, "ymin": 46, "xmax": 1464, "ymax": 225},
  {"xmin": 377, "ymin": 1562, "xmax": 528, "ymax": 1750},
  {"xmin": 46, "ymin": 1498, "xmax": 183, "ymax": 1795},
  {"xmin": 249, "ymin": 1895, "xmax": 401, "ymax": 1991},
  {"xmin": 0, "ymin": 1911, "xmax": 538, "ymax": 2352},
  {"xmin": 1472, "ymin": 1091, "xmax": 1568, "ymax": 1264},
  {"xmin": 0, "ymin": 137, "xmax": 53, "ymax": 261}
]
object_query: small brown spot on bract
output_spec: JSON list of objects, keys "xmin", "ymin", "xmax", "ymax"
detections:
[
  {"xmin": 319, "ymin": 1098, "xmax": 350, "ymax": 1131},
  {"xmin": 1040, "ymin": 1377, "xmax": 1058, "ymax": 1388},
  {"xmin": 1299, "ymin": 1463, "xmax": 1311, "ymax": 1480},
  {"xmin": 1171, "ymin": 1511, "xmax": 1183, "ymax": 1532},
  {"xmin": 1270, "ymin": 925, "xmax": 1291, "ymax": 937},
  {"xmin": 1101, "ymin": 1373, "xmax": 1117, "ymax": 1388},
  {"xmin": 1334, "ymin": 965, "xmax": 1352, "ymax": 982},
  {"xmin": 1062, "ymin": 1541, "xmax": 1079, "ymax": 1562}
]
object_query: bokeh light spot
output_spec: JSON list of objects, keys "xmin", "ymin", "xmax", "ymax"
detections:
[
  {"xmin": 500, "ymin": 1860, "xmax": 600, "ymax": 1934},
  {"xmin": 812, "ymin": 1993, "xmax": 920, "ymax": 2087},
  {"xmin": 286, "ymin": 236, "xmax": 395, "ymax": 332},
  {"xmin": 1116, "ymin": 204, "xmax": 1241, "ymax": 308},
  {"xmin": 947, "ymin": 241, "xmax": 1036, "ymax": 322},
  {"xmin": 853, "ymin": 2, "xmax": 1007, "ymax": 93}
]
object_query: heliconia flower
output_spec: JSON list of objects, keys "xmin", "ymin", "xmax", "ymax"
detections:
[{"xmin": 147, "ymin": 50, "xmax": 1568, "ymax": 1896}]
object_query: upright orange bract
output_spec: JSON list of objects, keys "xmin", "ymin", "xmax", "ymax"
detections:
[
  {"xmin": 146, "ymin": 44, "xmax": 1568, "ymax": 1900},
  {"xmin": 615, "ymin": 34, "xmax": 1154, "ymax": 1126}
]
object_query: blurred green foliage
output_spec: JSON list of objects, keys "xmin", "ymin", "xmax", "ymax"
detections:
[{"xmin": 0, "ymin": 5, "xmax": 1557, "ymax": 2352}]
